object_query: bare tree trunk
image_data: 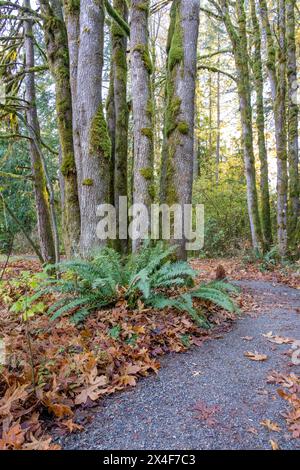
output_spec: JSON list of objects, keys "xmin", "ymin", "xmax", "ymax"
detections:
[
  {"xmin": 259, "ymin": 0, "xmax": 288, "ymax": 258},
  {"xmin": 76, "ymin": 0, "xmax": 111, "ymax": 256},
  {"xmin": 250, "ymin": 0, "xmax": 272, "ymax": 249},
  {"xmin": 286, "ymin": 0, "xmax": 299, "ymax": 250},
  {"xmin": 161, "ymin": 0, "xmax": 200, "ymax": 260},
  {"xmin": 130, "ymin": 0, "xmax": 154, "ymax": 251},
  {"xmin": 24, "ymin": 0, "xmax": 56, "ymax": 264},
  {"xmin": 220, "ymin": 0, "xmax": 262, "ymax": 252},
  {"xmin": 40, "ymin": 0, "xmax": 80, "ymax": 258}
]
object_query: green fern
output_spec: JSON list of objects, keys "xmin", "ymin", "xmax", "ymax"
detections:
[{"xmin": 34, "ymin": 243, "xmax": 238, "ymax": 326}]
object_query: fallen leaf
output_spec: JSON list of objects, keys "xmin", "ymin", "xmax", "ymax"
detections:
[
  {"xmin": 244, "ymin": 351, "xmax": 268, "ymax": 361},
  {"xmin": 261, "ymin": 419, "xmax": 281, "ymax": 432},
  {"xmin": 270, "ymin": 439, "xmax": 280, "ymax": 450}
]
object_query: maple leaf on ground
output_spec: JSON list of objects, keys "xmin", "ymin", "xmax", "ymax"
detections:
[
  {"xmin": 270, "ymin": 439, "xmax": 280, "ymax": 450},
  {"xmin": 22, "ymin": 433, "xmax": 61, "ymax": 450},
  {"xmin": 193, "ymin": 401, "xmax": 220, "ymax": 427},
  {"xmin": 262, "ymin": 332, "xmax": 293, "ymax": 345},
  {"xmin": 242, "ymin": 336, "xmax": 254, "ymax": 341},
  {"xmin": 244, "ymin": 351, "xmax": 268, "ymax": 361},
  {"xmin": 261, "ymin": 419, "xmax": 281, "ymax": 432},
  {"xmin": 61, "ymin": 419, "xmax": 84, "ymax": 433},
  {"xmin": 289, "ymin": 423, "xmax": 300, "ymax": 439},
  {"xmin": 74, "ymin": 375, "xmax": 108, "ymax": 405},
  {"xmin": 0, "ymin": 422, "xmax": 25, "ymax": 450},
  {"xmin": 46, "ymin": 403, "xmax": 74, "ymax": 419}
]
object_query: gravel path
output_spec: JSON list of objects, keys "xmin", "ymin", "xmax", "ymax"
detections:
[{"xmin": 63, "ymin": 280, "xmax": 300, "ymax": 450}]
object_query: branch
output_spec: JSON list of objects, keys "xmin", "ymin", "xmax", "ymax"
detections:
[
  {"xmin": 197, "ymin": 64, "xmax": 237, "ymax": 82},
  {"xmin": 0, "ymin": 193, "xmax": 44, "ymax": 263},
  {"xmin": 0, "ymin": 1, "xmax": 43, "ymax": 19},
  {"xmin": 200, "ymin": 7, "xmax": 223, "ymax": 21},
  {"xmin": 198, "ymin": 48, "xmax": 232, "ymax": 61},
  {"xmin": 104, "ymin": 0, "xmax": 130, "ymax": 37}
]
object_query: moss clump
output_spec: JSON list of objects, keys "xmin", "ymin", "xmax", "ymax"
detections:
[
  {"xmin": 64, "ymin": 0, "xmax": 80, "ymax": 14},
  {"xmin": 133, "ymin": 44, "xmax": 153, "ymax": 75},
  {"xmin": 146, "ymin": 99, "xmax": 154, "ymax": 119},
  {"xmin": 177, "ymin": 121, "xmax": 189, "ymax": 134},
  {"xmin": 136, "ymin": 1, "xmax": 149, "ymax": 12},
  {"xmin": 82, "ymin": 178, "xmax": 94, "ymax": 186},
  {"xmin": 166, "ymin": 95, "xmax": 181, "ymax": 137},
  {"xmin": 61, "ymin": 152, "xmax": 75, "ymax": 177},
  {"xmin": 89, "ymin": 104, "xmax": 111, "ymax": 159},
  {"xmin": 141, "ymin": 127, "xmax": 153, "ymax": 140},
  {"xmin": 140, "ymin": 167, "xmax": 153, "ymax": 180},
  {"xmin": 168, "ymin": 1, "xmax": 183, "ymax": 70}
]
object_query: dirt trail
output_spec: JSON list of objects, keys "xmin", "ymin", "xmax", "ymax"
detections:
[{"xmin": 63, "ymin": 280, "xmax": 300, "ymax": 450}]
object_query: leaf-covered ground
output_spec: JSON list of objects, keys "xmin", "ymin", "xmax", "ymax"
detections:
[{"xmin": 0, "ymin": 258, "xmax": 299, "ymax": 450}]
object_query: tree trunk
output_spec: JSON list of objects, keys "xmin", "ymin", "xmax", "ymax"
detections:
[
  {"xmin": 250, "ymin": 0, "xmax": 272, "ymax": 249},
  {"xmin": 259, "ymin": 0, "xmax": 288, "ymax": 258},
  {"xmin": 130, "ymin": 0, "xmax": 154, "ymax": 251},
  {"xmin": 111, "ymin": 0, "xmax": 129, "ymax": 253},
  {"xmin": 76, "ymin": 0, "xmax": 111, "ymax": 257},
  {"xmin": 286, "ymin": 0, "xmax": 299, "ymax": 250},
  {"xmin": 40, "ymin": 0, "xmax": 80, "ymax": 258},
  {"xmin": 220, "ymin": 0, "xmax": 262, "ymax": 252},
  {"xmin": 24, "ymin": 0, "xmax": 56, "ymax": 264},
  {"xmin": 161, "ymin": 0, "xmax": 200, "ymax": 260}
]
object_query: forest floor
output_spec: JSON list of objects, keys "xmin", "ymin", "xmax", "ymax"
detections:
[
  {"xmin": 62, "ymin": 278, "xmax": 300, "ymax": 450},
  {"xmin": 0, "ymin": 256, "xmax": 299, "ymax": 450}
]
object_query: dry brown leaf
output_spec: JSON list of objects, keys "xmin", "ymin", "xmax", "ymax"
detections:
[
  {"xmin": 270, "ymin": 439, "xmax": 280, "ymax": 450},
  {"xmin": 244, "ymin": 351, "xmax": 268, "ymax": 361},
  {"xmin": 261, "ymin": 419, "xmax": 281, "ymax": 432}
]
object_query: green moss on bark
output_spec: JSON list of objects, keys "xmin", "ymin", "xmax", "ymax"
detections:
[
  {"xmin": 133, "ymin": 43, "xmax": 153, "ymax": 75},
  {"xmin": 89, "ymin": 105, "xmax": 111, "ymax": 159},
  {"xmin": 82, "ymin": 178, "xmax": 94, "ymax": 186}
]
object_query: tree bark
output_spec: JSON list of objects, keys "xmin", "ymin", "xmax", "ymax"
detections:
[
  {"xmin": 111, "ymin": 0, "xmax": 129, "ymax": 253},
  {"xmin": 259, "ymin": 0, "xmax": 288, "ymax": 258},
  {"xmin": 40, "ymin": 0, "xmax": 80, "ymax": 258},
  {"xmin": 161, "ymin": 0, "xmax": 200, "ymax": 260},
  {"xmin": 220, "ymin": 0, "xmax": 262, "ymax": 252},
  {"xmin": 130, "ymin": 0, "xmax": 154, "ymax": 251},
  {"xmin": 23, "ymin": 0, "xmax": 56, "ymax": 264},
  {"xmin": 76, "ymin": 0, "xmax": 111, "ymax": 257},
  {"xmin": 250, "ymin": 0, "xmax": 272, "ymax": 249},
  {"xmin": 286, "ymin": 0, "xmax": 299, "ymax": 250}
]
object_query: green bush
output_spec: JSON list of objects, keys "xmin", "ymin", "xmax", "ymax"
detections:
[{"xmin": 32, "ymin": 243, "xmax": 239, "ymax": 327}]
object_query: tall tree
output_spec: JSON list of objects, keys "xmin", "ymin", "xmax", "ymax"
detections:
[
  {"xmin": 259, "ymin": 0, "xmax": 288, "ymax": 258},
  {"xmin": 219, "ymin": 0, "xmax": 263, "ymax": 252},
  {"xmin": 130, "ymin": 0, "xmax": 154, "ymax": 251},
  {"xmin": 39, "ymin": 0, "xmax": 80, "ymax": 258},
  {"xmin": 286, "ymin": 0, "xmax": 299, "ymax": 249},
  {"xmin": 109, "ymin": 0, "xmax": 129, "ymax": 253},
  {"xmin": 65, "ymin": 0, "xmax": 111, "ymax": 257},
  {"xmin": 23, "ymin": 0, "xmax": 56, "ymax": 264},
  {"xmin": 161, "ymin": 0, "xmax": 200, "ymax": 260},
  {"xmin": 250, "ymin": 0, "xmax": 272, "ymax": 248}
]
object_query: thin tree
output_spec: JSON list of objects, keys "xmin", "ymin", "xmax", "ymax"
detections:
[
  {"xmin": 130, "ymin": 0, "xmax": 154, "ymax": 251},
  {"xmin": 286, "ymin": 0, "xmax": 299, "ymax": 250},
  {"xmin": 24, "ymin": 0, "xmax": 56, "ymax": 264},
  {"xmin": 219, "ymin": 0, "xmax": 263, "ymax": 252},
  {"xmin": 259, "ymin": 0, "xmax": 288, "ymax": 258},
  {"xmin": 250, "ymin": 0, "xmax": 272, "ymax": 248},
  {"xmin": 39, "ymin": 0, "xmax": 81, "ymax": 258},
  {"xmin": 160, "ymin": 0, "xmax": 200, "ymax": 260}
]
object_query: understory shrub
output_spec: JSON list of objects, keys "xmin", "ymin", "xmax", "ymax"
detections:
[{"xmin": 28, "ymin": 243, "xmax": 239, "ymax": 327}]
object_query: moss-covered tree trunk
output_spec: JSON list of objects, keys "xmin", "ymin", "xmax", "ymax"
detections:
[
  {"xmin": 220, "ymin": 0, "xmax": 262, "ymax": 252},
  {"xmin": 160, "ymin": 0, "xmax": 200, "ymax": 260},
  {"xmin": 63, "ymin": 0, "xmax": 83, "ymax": 201},
  {"xmin": 250, "ymin": 0, "xmax": 272, "ymax": 249},
  {"xmin": 259, "ymin": 0, "xmax": 288, "ymax": 258},
  {"xmin": 286, "ymin": 0, "xmax": 299, "ymax": 251},
  {"xmin": 130, "ymin": 0, "xmax": 154, "ymax": 251},
  {"xmin": 75, "ymin": 0, "xmax": 111, "ymax": 257},
  {"xmin": 40, "ymin": 0, "xmax": 80, "ymax": 258},
  {"xmin": 111, "ymin": 0, "xmax": 129, "ymax": 253},
  {"xmin": 24, "ymin": 0, "xmax": 56, "ymax": 264}
]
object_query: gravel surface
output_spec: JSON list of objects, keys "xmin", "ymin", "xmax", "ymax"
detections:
[{"xmin": 63, "ymin": 280, "xmax": 300, "ymax": 450}]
